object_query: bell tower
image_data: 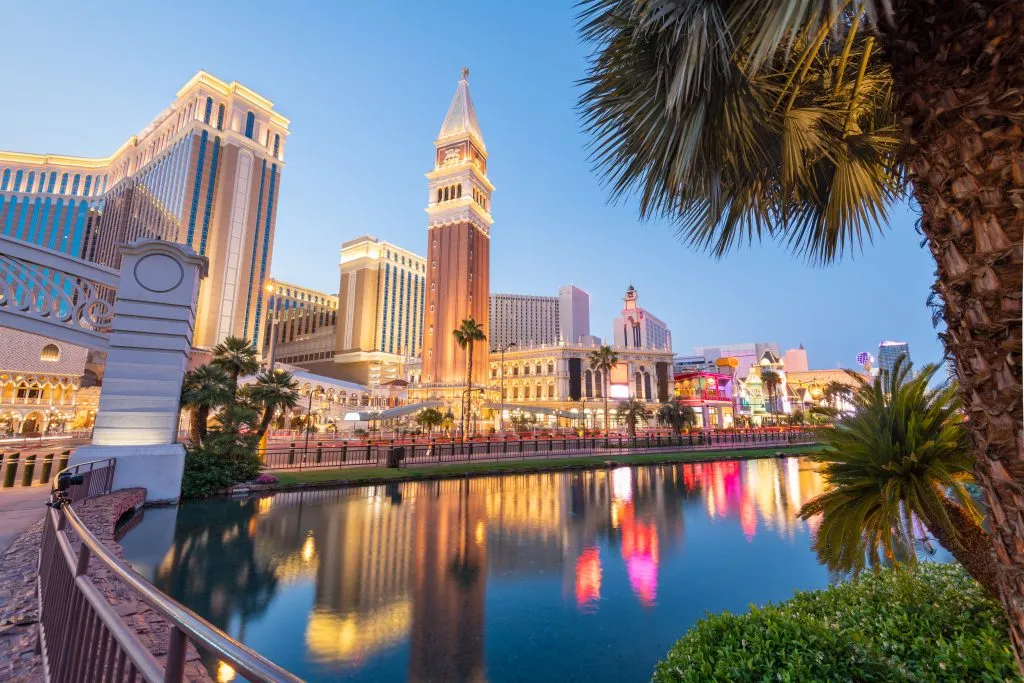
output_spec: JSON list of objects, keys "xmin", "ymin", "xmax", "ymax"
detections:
[{"xmin": 421, "ymin": 68, "xmax": 494, "ymax": 387}]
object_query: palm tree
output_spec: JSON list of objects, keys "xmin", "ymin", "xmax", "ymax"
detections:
[
  {"xmin": 822, "ymin": 380, "xmax": 853, "ymax": 412},
  {"xmin": 588, "ymin": 345, "xmax": 619, "ymax": 434},
  {"xmin": 211, "ymin": 336, "xmax": 260, "ymax": 395},
  {"xmin": 657, "ymin": 401, "xmax": 696, "ymax": 436},
  {"xmin": 452, "ymin": 318, "xmax": 487, "ymax": 438},
  {"xmin": 577, "ymin": 0, "xmax": 1023, "ymax": 649},
  {"xmin": 180, "ymin": 365, "xmax": 232, "ymax": 444},
  {"xmin": 415, "ymin": 408, "xmax": 444, "ymax": 435},
  {"xmin": 799, "ymin": 359, "xmax": 998, "ymax": 595},
  {"xmin": 618, "ymin": 398, "xmax": 649, "ymax": 440},
  {"xmin": 760, "ymin": 369, "xmax": 782, "ymax": 425},
  {"xmin": 244, "ymin": 369, "xmax": 300, "ymax": 440}
]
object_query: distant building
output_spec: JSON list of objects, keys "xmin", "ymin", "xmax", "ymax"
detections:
[
  {"xmin": 783, "ymin": 345, "xmax": 809, "ymax": 373},
  {"xmin": 262, "ymin": 278, "xmax": 338, "ymax": 369},
  {"xmin": 612, "ymin": 286, "xmax": 672, "ymax": 351},
  {"xmin": 558, "ymin": 285, "xmax": 590, "ymax": 344},
  {"xmin": 878, "ymin": 341, "xmax": 911, "ymax": 377},
  {"xmin": 488, "ymin": 293, "xmax": 560, "ymax": 349},
  {"xmin": 694, "ymin": 341, "xmax": 781, "ymax": 380},
  {"xmin": 673, "ymin": 355, "xmax": 716, "ymax": 374},
  {"xmin": 331, "ymin": 235, "xmax": 426, "ymax": 388}
]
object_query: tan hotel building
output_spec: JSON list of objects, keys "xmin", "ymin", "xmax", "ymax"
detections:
[
  {"xmin": 0, "ymin": 71, "xmax": 289, "ymax": 350},
  {"xmin": 261, "ymin": 279, "xmax": 338, "ymax": 368}
]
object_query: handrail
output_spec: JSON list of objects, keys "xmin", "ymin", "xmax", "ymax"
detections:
[{"xmin": 56, "ymin": 501, "xmax": 302, "ymax": 682}]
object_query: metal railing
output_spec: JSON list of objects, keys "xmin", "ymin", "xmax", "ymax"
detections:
[
  {"xmin": 62, "ymin": 457, "xmax": 117, "ymax": 503},
  {"xmin": 38, "ymin": 460, "xmax": 302, "ymax": 683},
  {"xmin": 260, "ymin": 428, "xmax": 822, "ymax": 471}
]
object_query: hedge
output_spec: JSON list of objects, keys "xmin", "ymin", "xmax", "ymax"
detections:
[{"xmin": 652, "ymin": 563, "xmax": 1019, "ymax": 682}]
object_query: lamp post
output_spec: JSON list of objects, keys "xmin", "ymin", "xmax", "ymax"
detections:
[
  {"xmin": 492, "ymin": 342, "xmax": 516, "ymax": 434},
  {"xmin": 461, "ymin": 387, "xmax": 485, "ymax": 439},
  {"xmin": 265, "ymin": 283, "xmax": 279, "ymax": 372},
  {"xmin": 303, "ymin": 386, "xmax": 323, "ymax": 457}
]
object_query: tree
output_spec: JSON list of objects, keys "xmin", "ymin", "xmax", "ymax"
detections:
[
  {"xmin": 588, "ymin": 345, "xmax": 619, "ymax": 433},
  {"xmin": 618, "ymin": 398, "xmax": 649, "ymax": 439},
  {"xmin": 440, "ymin": 411, "xmax": 456, "ymax": 435},
  {"xmin": 415, "ymin": 408, "xmax": 444, "ymax": 434},
  {"xmin": 180, "ymin": 365, "xmax": 232, "ymax": 444},
  {"xmin": 657, "ymin": 401, "xmax": 696, "ymax": 436},
  {"xmin": 577, "ymin": 0, "xmax": 1023, "ymax": 656},
  {"xmin": 243, "ymin": 369, "xmax": 300, "ymax": 440},
  {"xmin": 822, "ymin": 380, "xmax": 853, "ymax": 411},
  {"xmin": 799, "ymin": 359, "xmax": 998, "ymax": 595},
  {"xmin": 760, "ymin": 370, "xmax": 782, "ymax": 425},
  {"xmin": 789, "ymin": 408, "xmax": 806, "ymax": 426},
  {"xmin": 452, "ymin": 318, "xmax": 487, "ymax": 439},
  {"xmin": 211, "ymin": 336, "xmax": 260, "ymax": 395}
]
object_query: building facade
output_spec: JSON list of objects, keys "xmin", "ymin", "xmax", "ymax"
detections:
[
  {"xmin": 783, "ymin": 345, "xmax": 809, "ymax": 373},
  {"xmin": 0, "ymin": 70, "xmax": 289, "ymax": 350},
  {"xmin": 419, "ymin": 69, "xmax": 493, "ymax": 393},
  {"xmin": 489, "ymin": 294, "xmax": 559, "ymax": 349},
  {"xmin": 612, "ymin": 286, "xmax": 672, "ymax": 351},
  {"xmin": 263, "ymin": 278, "xmax": 338, "ymax": 368},
  {"xmin": 878, "ymin": 340, "xmax": 911, "ymax": 377},
  {"xmin": 331, "ymin": 235, "xmax": 426, "ymax": 388},
  {"xmin": 558, "ymin": 285, "xmax": 590, "ymax": 344},
  {"xmin": 694, "ymin": 341, "xmax": 782, "ymax": 380}
]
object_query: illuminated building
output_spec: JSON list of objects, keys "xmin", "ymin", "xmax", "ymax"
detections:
[
  {"xmin": 486, "ymin": 341, "xmax": 673, "ymax": 427},
  {"xmin": 783, "ymin": 345, "xmax": 809, "ymax": 373},
  {"xmin": 0, "ymin": 70, "xmax": 289, "ymax": 349},
  {"xmin": 694, "ymin": 341, "xmax": 782, "ymax": 381},
  {"xmin": 261, "ymin": 278, "xmax": 338, "ymax": 370},
  {"xmin": 488, "ymin": 293, "xmax": 559, "ymax": 348},
  {"xmin": 559, "ymin": 285, "xmax": 591, "ymax": 344},
  {"xmin": 878, "ymin": 340, "xmax": 911, "ymax": 377},
  {"xmin": 612, "ymin": 286, "xmax": 672, "ymax": 351},
  {"xmin": 330, "ymin": 235, "xmax": 426, "ymax": 388},
  {"xmin": 418, "ymin": 69, "xmax": 493, "ymax": 399},
  {"xmin": 0, "ymin": 328, "xmax": 92, "ymax": 435},
  {"xmin": 673, "ymin": 370, "xmax": 735, "ymax": 428},
  {"xmin": 786, "ymin": 368, "xmax": 865, "ymax": 414}
]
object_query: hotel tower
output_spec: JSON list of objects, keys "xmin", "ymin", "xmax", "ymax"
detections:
[
  {"xmin": 0, "ymin": 71, "xmax": 289, "ymax": 349},
  {"xmin": 419, "ymin": 68, "xmax": 493, "ymax": 394}
]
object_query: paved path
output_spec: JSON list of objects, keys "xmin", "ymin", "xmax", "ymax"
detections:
[{"xmin": 0, "ymin": 486, "xmax": 50, "ymax": 555}]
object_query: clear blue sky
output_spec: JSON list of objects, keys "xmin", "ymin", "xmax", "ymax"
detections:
[{"xmin": 1, "ymin": 0, "xmax": 942, "ymax": 369}]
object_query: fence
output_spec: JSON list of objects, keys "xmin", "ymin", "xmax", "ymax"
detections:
[
  {"xmin": 61, "ymin": 457, "xmax": 117, "ymax": 503},
  {"xmin": 260, "ymin": 428, "xmax": 822, "ymax": 471},
  {"xmin": 37, "ymin": 460, "xmax": 301, "ymax": 683}
]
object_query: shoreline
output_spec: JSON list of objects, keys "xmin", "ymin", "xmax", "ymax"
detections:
[{"xmin": 234, "ymin": 444, "xmax": 820, "ymax": 497}]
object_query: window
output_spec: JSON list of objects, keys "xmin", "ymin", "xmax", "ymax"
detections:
[
  {"xmin": 457, "ymin": 184, "xmax": 462, "ymax": 198},
  {"xmin": 217, "ymin": 104, "xmax": 225, "ymax": 130},
  {"xmin": 59, "ymin": 173, "xmax": 68, "ymax": 194},
  {"xmin": 40, "ymin": 344, "xmax": 60, "ymax": 362},
  {"xmin": 245, "ymin": 111, "xmax": 255, "ymax": 139},
  {"xmin": 25, "ymin": 172, "xmax": 34, "ymax": 193},
  {"xmin": 548, "ymin": 385, "xmax": 555, "ymax": 398},
  {"xmin": 71, "ymin": 174, "xmax": 80, "ymax": 195},
  {"xmin": 13, "ymin": 170, "xmax": 23, "ymax": 192},
  {"xmin": 273, "ymin": 134, "xmax": 281, "ymax": 158},
  {"xmin": 1, "ymin": 169, "xmax": 9, "ymax": 191},
  {"xmin": 204, "ymin": 97, "xmax": 213, "ymax": 124},
  {"xmin": 547, "ymin": 362, "xmax": 554, "ymax": 374},
  {"xmin": 524, "ymin": 386, "xmax": 530, "ymax": 399},
  {"xmin": 595, "ymin": 371, "xmax": 603, "ymax": 398},
  {"xmin": 585, "ymin": 370, "xmax": 593, "ymax": 397}
]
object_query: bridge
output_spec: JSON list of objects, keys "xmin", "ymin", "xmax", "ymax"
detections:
[{"xmin": 0, "ymin": 234, "xmax": 207, "ymax": 503}]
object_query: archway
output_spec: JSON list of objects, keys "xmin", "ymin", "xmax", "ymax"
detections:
[{"xmin": 22, "ymin": 411, "xmax": 45, "ymax": 434}]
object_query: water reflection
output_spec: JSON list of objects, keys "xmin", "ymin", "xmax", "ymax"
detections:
[{"xmin": 123, "ymin": 457, "xmax": 832, "ymax": 682}]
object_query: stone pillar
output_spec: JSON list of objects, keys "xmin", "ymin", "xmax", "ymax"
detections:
[{"xmin": 70, "ymin": 240, "xmax": 207, "ymax": 504}]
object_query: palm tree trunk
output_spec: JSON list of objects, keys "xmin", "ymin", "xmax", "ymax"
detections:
[
  {"xmin": 923, "ymin": 497, "xmax": 1001, "ymax": 597},
  {"xmin": 256, "ymin": 407, "xmax": 274, "ymax": 440},
  {"xmin": 195, "ymin": 405, "xmax": 210, "ymax": 443},
  {"xmin": 603, "ymin": 376, "xmax": 609, "ymax": 434},
  {"xmin": 464, "ymin": 346, "xmax": 472, "ymax": 439},
  {"xmin": 883, "ymin": 0, "xmax": 1024, "ymax": 664}
]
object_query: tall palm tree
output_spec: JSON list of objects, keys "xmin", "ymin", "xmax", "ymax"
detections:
[
  {"xmin": 618, "ymin": 398, "xmax": 650, "ymax": 439},
  {"xmin": 243, "ymin": 369, "xmax": 301, "ymax": 440},
  {"xmin": 760, "ymin": 369, "xmax": 782, "ymax": 425},
  {"xmin": 452, "ymin": 318, "xmax": 486, "ymax": 438},
  {"xmin": 180, "ymin": 365, "xmax": 232, "ymax": 444},
  {"xmin": 822, "ymin": 380, "xmax": 853, "ymax": 411},
  {"xmin": 588, "ymin": 345, "xmax": 619, "ymax": 433},
  {"xmin": 799, "ymin": 359, "xmax": 998, "ymax": 595},
  {"xmin": 211, "ymin": 336, "xmax": 260, "ymax": 395},
  {"xmin": 578, "ymin": 0, "xmax": 1023, "ymax": 652},
  {"xmin": 415, "ymin": 408, "xmax": 444, "ymax": 435},
  {"xmin": 657, "ymin": 401, "xmax": 696, "ymax": 436}
]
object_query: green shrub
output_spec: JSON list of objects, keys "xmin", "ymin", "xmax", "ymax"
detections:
[
  {"xmin": 180, "ymin": 445, "xmax": 261, "ymax": 499},
  {"xmin": 652, "ymin": 563, "xmax": 1019, "ymax": 682}
]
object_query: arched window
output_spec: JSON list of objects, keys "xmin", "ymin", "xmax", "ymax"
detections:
[
  {"xmin": 1, "ymin": 169, "xmax": 9, "ymax": 191},
  {"xmin": 635, "ymin": 372, "xmax": 643, "ymax": 398},
  {"xmin": 547, "ymin": 362, "xmax": 554, "ymax": 374},
  {"xmin": 584, "ymin": 370, "xmax": 593, "ymax": 397},
  {"xmin": 59, "ymin": 173, "xmax": 68, "ymax": 194},
  {"xmin": 204, "ymin": 97, "xmax": 213, "ymax": 124},
  {"xmin": 25, "ymin": 172, "xmax": 34, "ymax": 193},
  {"xmin": 217, "ymin": 104, "xmax": 225, "ymax": 130},
  {"xmin": 595, "ymin": 371, "xmax": 603, "ymax": 398},
  {"xmin": 524, "ymin": 386, "xmax": 531, "ymax": 399},
  {"xmin": 71, "ymin": 174, "xmax": 81, "ymax": 195},
  {"xmin": 548, "ymin": 384, "xmax": 555, "ymax": 398},
  {"xmin": 273, "ymin": 134, "xmax": 281, "ymax": 158},
  {"xmin": 13, "ymin": 170, "xmax": 23, "ymax": 192},
  {"xmin": 443, "ymin": 187, "xmax": 449, "ymax": 201},
  {"xmin": 40, "ymin": 344, "xmax": 60, "ymax": 362},
  {"xmin": 457, "ymin": 184, "xmax": 462, "ymax": 198},
  {"xmin": 644, "ymin": 372, "xmax": 652, "ymax": 401},
  {"xmin": 244, "ymin": 111, "xmax": 255, "ymax": 139}
]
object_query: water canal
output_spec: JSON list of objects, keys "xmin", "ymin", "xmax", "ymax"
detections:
[{"xmin": 118, "ymin": 457, "xmax": 943, "ymax": 682}]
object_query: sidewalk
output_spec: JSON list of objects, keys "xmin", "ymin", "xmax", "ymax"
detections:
[{"xmin": 0, "ymin": 486, "xmax": 51, "ymax": 555}]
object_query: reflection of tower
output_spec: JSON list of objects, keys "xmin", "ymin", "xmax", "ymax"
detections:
[
  {"xmin": 421, "ymin": 68, "xmax": 493, "ymax": 388},
  {"xmin": 409, "ymin": 479, "xmax": 488, "ymax": 682}
]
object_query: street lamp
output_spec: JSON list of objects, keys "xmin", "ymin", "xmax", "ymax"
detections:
[
  {"xmin": 264, "ymin": 283, "xmax": 279, "ymax": 372},
  {"xmin": 303, "ymin": 386, "xmax": 323, "ymax": 457},
  {"xmin": 491, "ymin": 342, "xmax": 516, "ymax": 433}
]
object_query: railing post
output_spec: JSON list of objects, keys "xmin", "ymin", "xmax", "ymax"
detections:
[
  {"xmin": 57, "ymin": 449, "xmax": 70, "ymax": 473},
  {"xmin": 163, "ymin": 625, "xmax": 187, "ymax": 683},
  {"xmin": 21, "ymin": 454, "xmax": 36, "ymax": 486},
  {"xmin": 39, "ymin": 453, "xmax": 54, "ymax": 484},
  {"xmin": 3, "ymin": 453, "xmax": 18, "ymax": 488},
  {"xmin": 75, "ymin": 542, "xmax": 91, "ymax": 577}
]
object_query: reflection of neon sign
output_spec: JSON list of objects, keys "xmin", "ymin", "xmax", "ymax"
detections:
[
  {"xmin": 575, "ymin": 547, "xmax": 602, "ymax": 609},
  {"xmin": 612, "ymin": 467, "xmax": 632, "ymax": 503}
]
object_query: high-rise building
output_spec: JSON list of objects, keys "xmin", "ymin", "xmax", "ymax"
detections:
[
  {"xmin": 612, "ymin": 286, "xmax": 672, "ymax": 351},
  {"xmin": 332, "ymin": 235, "xmax": 426, "ymax": 387},
  {"xmin": 878, "ymin": 340, "xmax": 911, "ymax": 376},
  {"xmin": 558, "ymin": 285, "xmax": 590, "ymax": 344},
  {"xmin": 694, "ymin": 341, "xmax": 781, "ymax": 379},
  {"xmin": 262, "ymin": 278, "xmax": 338, "ymax": 369},
  {"xmin": 489, "ymin": 294, "xmax": 559, "ymax": 349},
  {"xmin": 0, "ymin": 70, "xmax": 289, "ymax": 349},
  {"xmin": 420, "ymin": 69, "xmax": 493, "ymax": 390}
]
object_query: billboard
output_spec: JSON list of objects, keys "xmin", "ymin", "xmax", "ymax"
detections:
[{"xmin": 609, "ymin": 362, "xmax": 630, "ymax": 399}]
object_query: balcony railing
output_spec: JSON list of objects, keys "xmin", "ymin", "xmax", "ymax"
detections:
[
  {"xmin": 38, "ymin": 459, "xmax": 301, "ymax": 682},
  {"xmin": 676, "ymin": 390, "xmax": 731, "ymax": 402}
]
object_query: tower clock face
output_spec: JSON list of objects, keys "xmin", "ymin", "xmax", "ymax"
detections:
[{"xmin": 443, "ymin": 147, "xmax": 461, "ymax": 164}]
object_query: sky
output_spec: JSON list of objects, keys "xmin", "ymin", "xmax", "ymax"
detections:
[{"xmin": 0, "ymin": 1, "xmax": 943, "ymax": 370}]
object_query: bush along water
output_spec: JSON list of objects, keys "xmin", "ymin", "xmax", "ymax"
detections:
[{"xmin": 652, "ymin": 563, "xmax": 1019, "ymax": 682}]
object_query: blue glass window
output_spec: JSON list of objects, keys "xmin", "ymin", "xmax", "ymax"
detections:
[
  {"xmin": 198, "ymin": 137, "xmax": 221, "ymax": 255},
  {"xmin": 13, "ymin": 170, "xmax": 23, "ymax": 192},
  {"xmin": 204, "ymin": 97, "xmax": 213, "ymax": 124},
  {"xmin": 242, "ymin": 160, "xmax": 267, "ymax": 342},
  {"xmin": 273, "ymin": 134, "xmax": 280, "ymax": 158},
  {"xmin": 83, "ymin": 176, "xmax": 92, "ymax": 197},
  {"xmin": 244, "ymin": 112, "xmax": 255, "ymax": 139},
  {"xmin": 47, "ymin": 173, "xmax": 55, "ymax": 193},
  {"xmin": 217, "ymin": 104, "xmax": 225, "ymax": 130},
  {"xmin": 36, "ymin": 172, "xmax": 46, "ymax": 193},
  {"xmin": 25, "ymin": 172, "xmax": 34, "ymax": 193},
  {"xmin": 249, "ymin": 163, "xmax": 277, "ymax": 347},
  {"xmin": 101, "ymin": 175, "xmax": 108, "ymax": 193},
  {"xmin": 71, "ymin": 174, "xmax": 80, "ymax": 195},
  {"xmin": 1, "ymin": 169, "xmax": 9, "ymax": 191},
  {"xmin": 59, "ymin": 173, "xmax": 68, "ymax": 194},
  {"xmin": 186, "ymin": 131, "xmax": 209, "ymax": 247}
]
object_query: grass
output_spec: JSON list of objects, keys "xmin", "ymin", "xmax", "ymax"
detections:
[{"xmin": 269, "ymin": 445, "xmax": 818, "ymax": 487}]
